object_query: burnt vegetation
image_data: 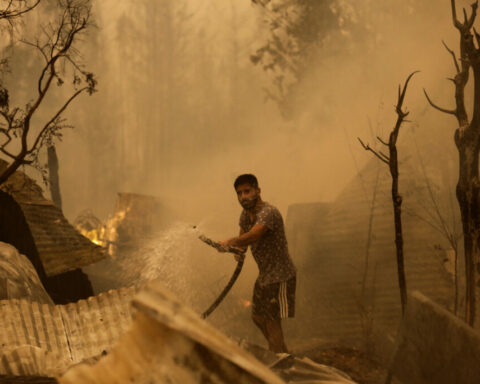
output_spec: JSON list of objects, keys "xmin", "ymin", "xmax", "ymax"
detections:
[{"xmin": 0, "ymin": 0, "xmax": 96, "ymax": 187}]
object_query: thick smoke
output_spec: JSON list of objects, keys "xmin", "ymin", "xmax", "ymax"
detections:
[{"xmin": 1, "ymin": 0, "xmax": 472, "ymax": 345}]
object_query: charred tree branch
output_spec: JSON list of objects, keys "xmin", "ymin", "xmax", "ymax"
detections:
[
  {"xmin": 424, "ymin": 89, "xmax": 458, "ymax": 116},
  {"xmin": 443, "ymin": 40, "xmax": 461, "ymax": 73},
  {"xmin": 358, "ymin": 138, "xmax": 389, "ymax": 165}
]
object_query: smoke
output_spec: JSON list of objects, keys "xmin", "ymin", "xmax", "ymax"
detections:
[
  {"xmin": 54, "ymin": 0, "xmax": 461, "ymax": 225},
  {"xmin": 2, "ymin": 0, "xmax": 473, "ymax": 345}
]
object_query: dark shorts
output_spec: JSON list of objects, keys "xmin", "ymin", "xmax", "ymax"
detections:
[{"xmin": 252, "ymin": 276, "xmax": 296, "ymax": 320}]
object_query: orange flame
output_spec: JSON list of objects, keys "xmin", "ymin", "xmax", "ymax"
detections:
[{"xmin": 241, "ymin": 299, "xmax": 252, "ymax": 308}]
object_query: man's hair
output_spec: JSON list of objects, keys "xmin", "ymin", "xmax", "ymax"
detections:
[{"xmin": 234, "ymin": 174, "xmax": 258, "ymax": 189}]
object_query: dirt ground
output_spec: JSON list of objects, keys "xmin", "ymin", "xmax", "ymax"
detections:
[{"xmin": 304, "ymin": 346, "xmax": 390, "ymax": 384}]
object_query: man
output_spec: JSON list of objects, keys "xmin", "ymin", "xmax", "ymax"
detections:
[{"xmin": 219, "ymin": 174, "xmax": 296, "ymax": 353}]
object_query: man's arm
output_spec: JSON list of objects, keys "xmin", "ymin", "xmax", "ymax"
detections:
[{"xmin": 221, "ymin": 224, "xmax": 268, "ymax": 248}]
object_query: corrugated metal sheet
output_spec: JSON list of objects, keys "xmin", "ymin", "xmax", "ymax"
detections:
[
  {"xmin": 20, "ymin": 202, "xmax": 105, "ymax": 277},
  {"xmin": 287, "ymin": 153, "xmax": 455, "ymax": 345},
  {"xmin": 0, "ymin": 160, "xmax": 45, "ymax": 203},
  {"xmin": 59, "ymin": 281, "xmax": 286, "ymax": 384},
  {"xmin": 0, "ymin": 242, "xmax": 53, "ymax": 304},
  {"xmin": 0, "ymin": 160, "xmax": 105, "ymax": 277},
  {"xmin": 0, "ymin": 345, "xmax": 68, "ymax": 378},
  {"xmin": 0, "ymin": 285, "xmax": 138, "ymax": 377}
]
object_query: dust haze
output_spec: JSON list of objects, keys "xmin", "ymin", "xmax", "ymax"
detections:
[
  {"xmin": 1, "ymin": 0, "xmax": 471, "ymax": 346},
  {"xmin": 54, "ymin": 0, "xmax": 460, "ymax": 226}
]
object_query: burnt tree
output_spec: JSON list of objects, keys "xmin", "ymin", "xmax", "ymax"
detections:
[
  {"xmin": 424, "ymin": 0, "xmax": 480, "ymax": 326},
  {"xmin": 359, "ymin": 72, "xmax": 418, "ymax": 315},
  {"xmin": 0, "ymin": 0, "xmax": 96, "ymax": 186},
  {"xmin": 0, "ymin": 0, "xmax": 40, "ymax": 21}
]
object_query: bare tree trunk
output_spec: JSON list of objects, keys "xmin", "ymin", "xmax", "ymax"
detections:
[
  {"xmin": 456, "ymin": 145, "xmax": 480, "ymax": 325},
  {"xmin": 390, "ymin": 145, "xmax": 407, "ymax": 314},
  {"xmin": 47, "ymin": 145, "xmax": 62, "ymax": 209},
  {"xmin": 359, "ymin": 72, "xmax": 417, "ymax": 315},
  {"xmin": 454, "ymin": 244, "xmax": 460, "ymax": 315},
  {"xmin": 424, "ymin": 0, "xmax": 480, "ymax": 326}
]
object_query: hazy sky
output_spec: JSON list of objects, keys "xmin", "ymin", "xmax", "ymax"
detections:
[{"xmin": 1, "ymin": 0, "xmax": 467, "ymax": 232}]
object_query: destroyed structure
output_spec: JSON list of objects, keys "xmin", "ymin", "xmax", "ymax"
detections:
[
  {"xmin": 286, "ymin": 151, "xmax": 457, "ymax": 357},
  {"xmin": 0, "ymin": 160, "xmax": 105, "ymax": 303}
]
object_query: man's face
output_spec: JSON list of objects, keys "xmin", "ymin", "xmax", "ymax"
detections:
[{"xmin": 236, "ymin": 183, "xmax": 260, "ymax": 210}]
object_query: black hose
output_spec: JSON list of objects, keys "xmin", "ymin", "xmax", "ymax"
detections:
[{"xmin": 198, "ymin": 234, "xmax": 246, "ymax": 319}]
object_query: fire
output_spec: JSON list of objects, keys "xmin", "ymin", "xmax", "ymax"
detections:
[
  {"xmin": 73, "ymin": 210, "xmax": 108, "ymax": 248},
  {"xmin": 241, "ymin": 299, "xmax": 252, "ymax": 308},
  {"xmin": 78, "ymin": 226, "xmax": 106, "ymax": 247},
  {"xmin": 74, "ymin": 208, "xmax": 130, "ymax": 253}
]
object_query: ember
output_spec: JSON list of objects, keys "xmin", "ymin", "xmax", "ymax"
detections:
[{"xmin": 241, "ymin": 299, "xmax": 252, "ymax": 308}]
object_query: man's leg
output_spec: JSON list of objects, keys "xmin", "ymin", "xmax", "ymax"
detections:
[
  {"xmin": 252, "ymin": 313, "xmax": 269, "ymax": 341},
  {"xmin": 252, "ymin": 280, "xmax": 289, "ymax": 352},
  {"xmin": 264, "ymin": 318, "xmax": 288, "ymax": 353}
]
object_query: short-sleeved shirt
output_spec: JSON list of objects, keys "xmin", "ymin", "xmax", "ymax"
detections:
[{"xmin": 239, "ymin": 202, "xmax": 296, "ymax": 286}]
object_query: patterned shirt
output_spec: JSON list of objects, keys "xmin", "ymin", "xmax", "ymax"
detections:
[{"xmin": 239, "ymin": 202, "xmax": 296, "ymax": 285}]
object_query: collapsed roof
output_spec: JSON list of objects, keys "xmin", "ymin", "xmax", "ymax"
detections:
[{"xmin": 0, "ymin": 160, "xmax": 105, "ymax": 276}]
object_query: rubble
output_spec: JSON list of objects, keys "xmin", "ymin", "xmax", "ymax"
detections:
[
  {"xmin": 0, "ymin": 160, "xmax": 105, "ymax": 303},
  {"xmin": 58, "ymin": 280, "xmax": 285, "ymax": 384},
  {"xmin": 57, "ymin": 281, "xmax": 358, "ymax": 384},
  {"xmin": 0, "ymin": 286, "xmax": 138, "ymax": 377}
]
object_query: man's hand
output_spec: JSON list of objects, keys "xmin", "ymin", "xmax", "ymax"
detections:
[
  {"xmin": 218, "ymin": 239, "xmax": 233, "ymax": 252},
  {"xmin": 218, "ymin": 239, "xmax": 244, "ymax": 252},
  {"xmin": 234, "ymin": 253, "xmax": 245, "ymax": 262},
  {"xmin": 218, "ymin": 239, "xmax": 246, "ymax": 262}
]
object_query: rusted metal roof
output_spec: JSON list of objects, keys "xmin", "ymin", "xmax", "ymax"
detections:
[
  {"xmin": 0, "ymin": 285, "xmax": 138, "ymax": 377},
  {"xmin": 19, "ymin": 202, "xmax": 105, "ymax": 276},
  {"xmin": 0, "ymin": 160, "xmax": 105, "ymax": 276}
]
